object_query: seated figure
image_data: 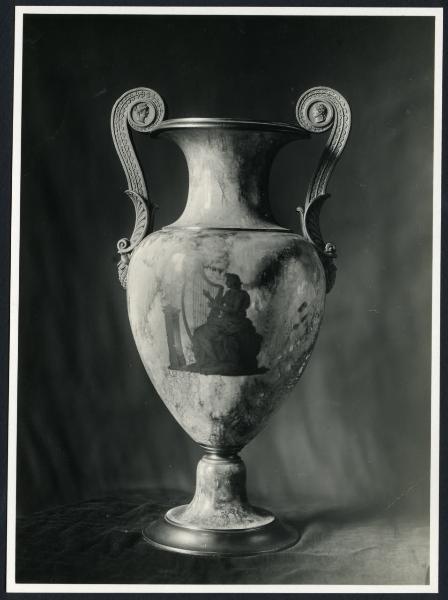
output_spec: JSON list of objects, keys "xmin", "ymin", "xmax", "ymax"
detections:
[{"xmin": 191, "ymin": 273, "xmax": 264, "ymax": 375}]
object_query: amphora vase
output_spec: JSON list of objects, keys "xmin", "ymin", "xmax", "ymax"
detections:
[{"xmin": 111, "ymin": 86, "xmax": 351, "ymax": 555}]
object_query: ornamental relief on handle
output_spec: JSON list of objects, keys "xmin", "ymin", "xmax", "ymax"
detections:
[
  {"xmin": 110, "ymin": 87, "xmax": 165, "ymax": 288},
  {"xmin": 295, "ymin": 87, "xmax": 351, "ymax": 293}
]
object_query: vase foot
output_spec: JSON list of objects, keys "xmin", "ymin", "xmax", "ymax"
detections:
[
  {"xmin": 142, "ymin": 451, "xmax": 299, "ymax": 555},
  {"xmin": 142, "ymin": 513, "xmax": 299, "ymax": 556}
]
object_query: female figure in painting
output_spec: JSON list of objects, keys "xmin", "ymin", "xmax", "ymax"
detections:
[{"xmin": 191, "ymin": 273, "xmax": 264, "ymax": 375}]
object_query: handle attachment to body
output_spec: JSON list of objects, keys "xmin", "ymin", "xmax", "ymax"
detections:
[
  {"xmin": 295, "ymin": 87, "xmax": 351, "ymax": 293},
  {"xmin": 111, "ymin": 87, "xmax": 165, "ymax": 288}
]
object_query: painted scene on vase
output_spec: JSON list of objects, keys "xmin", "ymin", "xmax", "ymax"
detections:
[{"xmin": 164, "ymin": 262, "xmax": 268, "ymax": 377}]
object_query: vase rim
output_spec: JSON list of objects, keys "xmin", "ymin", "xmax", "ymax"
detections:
[{"xmin": 150, "ymin": 117, "xmax": 310, "ymax": 137}]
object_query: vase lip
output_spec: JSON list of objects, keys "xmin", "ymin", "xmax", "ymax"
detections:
[{"xmin": 150, "ymin": 117, "xmax": 310, "ymax": 137}]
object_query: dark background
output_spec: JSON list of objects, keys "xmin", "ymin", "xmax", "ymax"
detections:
[{"xmin": 17, "ymin": 14, "xmax": 434, "ymax": 532}]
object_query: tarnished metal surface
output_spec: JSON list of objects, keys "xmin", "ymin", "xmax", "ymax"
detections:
[
  {"xmin": 295, "ymin": 87, "xmax": 351, "ymax": 292},
  {"xmin": 111, "ymin": 87, "xmax": 165, "ymax": 287},
  {"xmin": 143, "ymin": 514, "xmax": 299, "ymax": 557}
]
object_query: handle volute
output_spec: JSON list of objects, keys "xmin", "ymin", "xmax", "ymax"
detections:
[
  {"xmin": 111, "ymin": 87, "xmax": 165, "ymax": 288},
  {"xmin": 295, "ymin": 87, "xmax": 351, "ymax": 293}
]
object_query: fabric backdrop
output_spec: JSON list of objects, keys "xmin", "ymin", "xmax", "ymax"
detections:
[{"xmin": 17, "ymin": 14, "xmax": 433, "ymax": 533}]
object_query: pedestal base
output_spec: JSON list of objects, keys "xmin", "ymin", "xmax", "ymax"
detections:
[
  {"xmin": 142, "ymin": 452, "xmax": 300, "ymax": 556},
  {"xmin": 143, "ymin": 514, "xmax": 299, "ymax": 556}
]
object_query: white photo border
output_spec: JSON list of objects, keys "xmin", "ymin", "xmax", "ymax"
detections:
[{"xmin": 7, "ymin": 4, "xmax": 443, "ymax": 594}]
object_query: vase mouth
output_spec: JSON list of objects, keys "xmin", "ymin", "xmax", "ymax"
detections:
[{"xmin": 150, "ymin": 117, "xmax": 309, "ymax": 137}]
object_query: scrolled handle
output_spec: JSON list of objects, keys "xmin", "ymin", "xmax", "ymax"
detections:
[
  {"xmin": 111, "ymin": 87, "xmax": 165, "ymax": 288},
  {"xmin": 295, "ymin": 87, "xmax": 351, "ymax": 293}
]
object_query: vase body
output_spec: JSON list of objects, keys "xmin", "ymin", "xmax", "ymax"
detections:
[
  {"xmin": 128, "ymin": 122, "xmax": 326, "ymax": 451},
  {"xmin": 129, "ymin": 229, "xmax": 325, "ymax": 453},
  {"xmin": 111, "ymin": 86, "xmax": 351, "ymax": 556}
]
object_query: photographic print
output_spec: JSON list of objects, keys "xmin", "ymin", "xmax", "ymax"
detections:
[{"xmin": 6, "ymin": 5, "xmax": 441, "ymax": 593}]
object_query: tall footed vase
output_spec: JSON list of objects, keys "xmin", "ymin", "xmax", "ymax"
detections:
[{"xmin": 110, "ymin": 86, "xmax": 351, "ymax": 555}]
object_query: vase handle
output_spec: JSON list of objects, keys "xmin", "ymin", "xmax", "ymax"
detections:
[
  {"xmin": 111, "ymin": 87, "xmax": 165, "ymax": 288},
  {"xmin": 295, "ymin": 87, "xmax": 351, "ymax": 293}
]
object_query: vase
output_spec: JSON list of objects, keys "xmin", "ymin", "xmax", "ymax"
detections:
[{"xmin": 110, "ymin": 86, "xmax": 351, "ymax": 555}]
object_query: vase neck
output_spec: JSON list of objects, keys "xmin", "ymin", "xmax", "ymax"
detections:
[{"xmin": 154, "ymin": 124, "xmax": 305, "ymax": 230}]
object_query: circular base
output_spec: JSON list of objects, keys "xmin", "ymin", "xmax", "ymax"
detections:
[{"xmin": 142, "ymin": 514, "xmax": 299, "ymax": 557}]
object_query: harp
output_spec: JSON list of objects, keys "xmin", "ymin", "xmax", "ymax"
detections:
[{"xmin": 181, "ymin": 265, "xmax": 224, "ymax": 342}]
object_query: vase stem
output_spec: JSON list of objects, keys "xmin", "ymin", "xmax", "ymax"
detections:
[
  {"xmin": 142, "ymin": 452, "xmax": 300, "ymax": 555},
  {"xmin": 167, "ymin": 453, "xmax": 273, "ymax": 531}
]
